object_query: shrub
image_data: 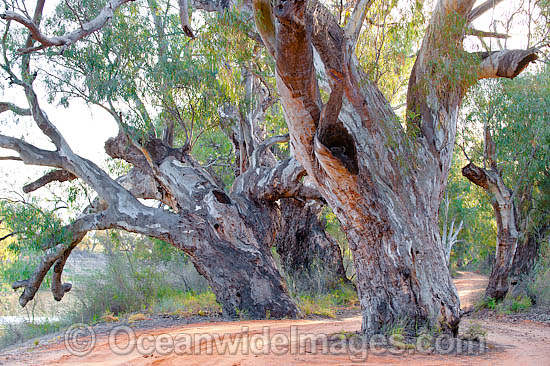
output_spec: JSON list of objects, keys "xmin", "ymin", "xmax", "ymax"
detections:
[
  {"xmin": 507, "ymin": 296, "xmax": 532, "ymax": 313},
  {"xmin": 461, "ymin": 322, "xmax": 487, "ymax": 341}
]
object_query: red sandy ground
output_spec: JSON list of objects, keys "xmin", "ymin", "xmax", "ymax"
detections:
[{"xmin": 2, "ymin": 271, "xmax": 550, "ymax": 366}]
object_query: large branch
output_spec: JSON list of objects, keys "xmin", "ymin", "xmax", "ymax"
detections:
[
  {"xmin": 11, "ymin": 201, "xmax": 187, "ymax": 307},
  {"xmin": 116, "ymin": 168, "xmax": 177, "ymax": 209},
  {"xmin": 462, "ymin": 162, "xmax": 491, "ymax": 189},
  {"xmin": 234, "ymin": 157, "xmax": 322, "ymax": 201},
  {"xmin": 0, "ymin": 134, "xmax": 65, "ymax": 168},
  {"xmin": 344, "ymin": 0, "xmax": 374, "ymax": 50},
  {"xmin": 12, "ymin": 212, "xmax": 110, "ymax": 306},
  {"xmin": 1, "ymin": 0, "xmax": 134, "ymax": 54},
  {"xmin": 252, "ymin": 0, "xmax": 277, "ymax": 55},
  {"xmin": 477, "ymin": 49, "xmax": 539, "ymax": 80}
]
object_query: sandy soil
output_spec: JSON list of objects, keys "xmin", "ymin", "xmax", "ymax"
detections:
[{"xmin": 1, "ymin": 271, "xmax": 549, "ymax": 366}]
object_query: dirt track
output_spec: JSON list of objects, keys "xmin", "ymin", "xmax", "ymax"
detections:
[{"xmin": 2, "ymin": 271, "xmax": 550, "ymax": 366}]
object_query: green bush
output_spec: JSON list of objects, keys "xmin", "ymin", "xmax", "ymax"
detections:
[
  {"xmin": 529, "ymin": 267, "xmax": 550, "ymax": 306},
  {"xmin": 527, "ymin": 238, "xmax": 550, "ymax": 306},
  {"xmin": 508, "ymin": 296, "xmax": 532, "ymax": 313},
  {"xmin": 68, "ymin": 248, "xmax": 210, "ymax": 323},
  {"xmin": 0, "ymin": 320, "xmax": 66, "ymax": 349}
]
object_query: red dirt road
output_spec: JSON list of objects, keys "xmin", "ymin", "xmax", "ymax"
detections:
[{"xmin": 2, "ymin": 271, "xmax": 550, "ymax": 366}]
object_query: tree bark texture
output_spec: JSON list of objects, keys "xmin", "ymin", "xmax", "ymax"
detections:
[
  {"xmin": 276, "ymin": 199, "xmax": 349, "ymax": 292},
  {"xmin": 462, "ymin": 162, "xmax": 519, "ymax": 300},
  {"xmin": 251, "ymin": 0, "xmax": 537, "ymax": 334}
]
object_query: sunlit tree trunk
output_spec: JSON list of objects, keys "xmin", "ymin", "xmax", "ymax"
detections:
[{"xmin": 251, "ymin": 0, "xmax": 537, "ymax": 334}]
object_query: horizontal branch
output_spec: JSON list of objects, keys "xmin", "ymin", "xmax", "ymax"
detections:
[
  {"xmin": 0, "ymin": 156, "xmax": 22, "ymax": 161},
  {"xmin": 1, "ymin": 0, "xmax": 134, "ymax": 54},
  {"xmin": 0, "ymin": 231, "xmax": 19, "ymax": 242},
  {"xmin": 235, "ymin": 157, "xmax": 322, "ymax": 202},
  {"xmin": 0, "ymin": 134, "xmax": 65, "ymax": 168},
  {"xmin": 23, "ymin": 169, "xmax": 77, "ymax": 193},
  {"xmin": 0, "ymin": 102, "xmax": 31, "ymax": 116},
  {"xmin": 462, "ymin": 162, "xmax": 490, "ymax": 189},
  {"xmin": 477, "ymin": 48, "xmax": 539, "ymax": 80},
  {"xmin": 466, "ymin": 28, "xmax": 509, "ymax": 39}
]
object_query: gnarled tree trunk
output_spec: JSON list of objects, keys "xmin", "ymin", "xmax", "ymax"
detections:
[
  {"xmin": 0, "ymin": 0, "xmax": 538, "ymax": 332},
  {"xmin": 104, "ymin": 133, "xmax": 315, "ymax": 318},
  {"xmin": 251, "ymin": 0, "xmax": 537, "ymax": 334},
  {"xmin": 276, "ymin": 199, "xmax": 349, "ymax": 292}
]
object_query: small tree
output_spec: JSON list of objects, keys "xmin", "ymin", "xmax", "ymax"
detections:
[{"xmin": 461, "ymin": 68, "xmax": 550, "ymax": 300}]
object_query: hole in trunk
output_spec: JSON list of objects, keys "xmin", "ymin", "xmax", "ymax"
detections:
[
  {"xmin": 317, "ymin": 121, "xmax": 359, "ymax": 174},
  {"xmin": 212, "ymin": 190, "xmax": 232, "ymax": 204}
]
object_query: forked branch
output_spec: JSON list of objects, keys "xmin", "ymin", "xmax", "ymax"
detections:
[{"xmin": 1, "ymin": 0, "xmax": 135, "ymax": 54}]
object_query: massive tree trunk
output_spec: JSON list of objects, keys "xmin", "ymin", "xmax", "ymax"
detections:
[
  {"xmin": 0, "ymin": 0, "xmax": 319, "ymax": 318},
  {"xmin": 276, "ymin": 199, "xmax": 349, "ymax": 292},
  {"xmin": 105, "ymin": 133, "xmax": 317, "ymax": 318},
  {"xmin": 250, "ymin": 0, "xmax": 537, "ymax": 334}
]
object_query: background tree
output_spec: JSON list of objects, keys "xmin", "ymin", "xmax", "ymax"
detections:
[
  {"xmin": 0, "ymin": 0, "xmax": 328, "ymax": 319},
  {"xmin": 461, "ymin": 67, "xmax": 550, "ymax": 300}
]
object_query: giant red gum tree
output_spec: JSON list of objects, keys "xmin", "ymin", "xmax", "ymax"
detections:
[
  {"xmin": 251, "ymin": 0, "xmax": 537, "ymax": 334},
  {"xmin": 0, "ymin": 0, "xmax": 348, "ymax": 320},
  {"xmin": 0, "ymin": 0, "xmax": 538, "ymax": 334}
]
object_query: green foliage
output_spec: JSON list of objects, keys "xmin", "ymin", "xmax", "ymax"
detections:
[
  {"xmin": 475, "ymin": 297, "xmax": 497, "ymax": 311},
  {"xmin": 152, "ymin": 291, "xmax": 221, "ymax": 317},
  {"xmin": 0, "ymin": 320, "xmax": 65, "ymax": 349},
  {"xmin": 475, "ymin": 295, "xmax": 532, "ymax": 314},
  {"xmin": 0, "ymin": 199, "xmax": 78, "ymax": 290},
  {"xmin": 354, "ymin": 0, "xmax": 425, "ymax": 105},
  {"xmin": 507, "ymin": 296, "xmax": 532, "ymax": 313},
  {"xmin": 0, "ymin": 200, "xmax": 71, "ymax": 254},
  {"xmin": 67, "ymin": 231, "xmax": 210, "ymax": 323},
  {"xmin": 462, "ymin": 67, "xmax": 550, "ymax": 221},
  {"xmin": 527, "ymin": 237, "xmax": 550, "ymax": 306},
  {"xmin": 295, "ymin": 284, "xmax": 359, "ymax": 319},
  {"xmin": 442, "ymin": 155, "xmax": 497, "ymax": 269},
  {"xmin": 460, "ymin": 322, "xmax": 487, "ymax": 341},
  {"xmin": 451, "ymin": 66, "xmax": 550, "ymax": 269}
]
